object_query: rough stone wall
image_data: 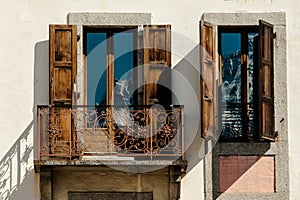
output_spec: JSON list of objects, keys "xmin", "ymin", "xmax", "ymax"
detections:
[{"xmin": 49, "ymin": 166, "xmax": 171, "ymax": 200}]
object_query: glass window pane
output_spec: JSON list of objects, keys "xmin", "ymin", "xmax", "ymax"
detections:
[
  {"xmin": 113, "ymin": 32, "xmax": 134, "ymax": 105},
  {"xmin": 248, "ymin": 33, "xmax": 259, "ymax": 138},
  {"xmin": 87, "ymin": 33, "xmax": 107, "ymax": 106},
  {"xmin": 248, "ymin": 33, "xmax": 259, "ymax": 103},
  {"xmin": 220, "ymin": 31, "xmax": 259, "ymax": 141},
  {"xmin": 221, "ymin": 33, "xmax": 242, "ymax": 139},
  {"xmin": 221, "ymin": 33, "xmax": 241, "ymax": 103}
]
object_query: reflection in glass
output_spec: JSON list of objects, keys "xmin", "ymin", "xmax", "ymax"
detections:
[
  {"xmin": 86, "ymin": 31, "xmax": 135, "ymax": 106},
  {"xmin": 113, "ymin": 32, "xmax": 134, "ymax": 105},
  {"xmin": 220, "ymin": 31, "xmax": 259, "ymax": 140},
  {"xmin": 221, "ymin": 33, "xmax": 241, "ymax": 103},
  {"xmin": 247, "ymin": 33, "xmax": 259, "ymax": 138},
  {"xmin": 248, "ymin": 33, "xmax": 259, "ymax": 102},
  {"xmin": 87, "ymin": 33, "xmax": 107, "ymax": 106},
  {"xmin": 221, "ymin": 33, "xmax": 243, "ymax": 139}
]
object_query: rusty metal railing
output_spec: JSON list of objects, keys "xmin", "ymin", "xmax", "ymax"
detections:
[{"xmin": 37, "ymin": 105, "xmax": 184, "ymax": 160}]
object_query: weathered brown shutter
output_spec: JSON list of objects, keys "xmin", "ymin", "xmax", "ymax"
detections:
[
  {"xmin": 258, "ymin": 20, "xmax": 275, "ymax": 141},
  {"xmin": 200, "ymin": 21, "xmax": 216, "ymax": 139},
  {"xmin": 144, "ymin": 25, "xmax": 171, "ymax": 105},
  {"xmin": 49, "ymin": 25, "xmax": 77, "ymax": 105},
  {"xmin": 49, "ymin": 25, "xmax": 77, "ymax": 149}
]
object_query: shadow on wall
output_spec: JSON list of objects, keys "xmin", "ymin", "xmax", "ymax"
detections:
[
  {"xmin": 218, "ymin": 155, "xmax": 275, "ymax": 193},
  {"xmin": 0, "ymin": 122, "xmax": 36, "ymax": 200},
  {"xmin": 212, "ymin": 143, "xmax": 271, "ymax": 199},
  {"xmin": 0, "ymin": 40, "xmax": 49, "ymax": 200},
  {"xmin": 33, "ymin": 39, "xmax": 49, "ymax": 159},
  {"xmin": 172, "ymin": 44, "xmax": 205, "ymax": 172},
  {"xmin": 34, "ymin": 40, "xmax": 49, "ymax": 109}
]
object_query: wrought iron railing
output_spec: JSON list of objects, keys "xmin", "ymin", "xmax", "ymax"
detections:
[
  {"xmin": 37, "ymin": 105, "xmax": 184, "ymax": 160},
  {"xmin": 220, "ymin": 103, "xmax": 256, "ymax": 141}
]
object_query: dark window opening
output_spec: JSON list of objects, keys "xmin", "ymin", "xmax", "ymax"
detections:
[
  {"xmin": 69, "ymin": 191, "xmax": 153, "ymax": 200},
  {"xmin": 219, "ymin": 27, "xmax": 260, "ymax": 141}
]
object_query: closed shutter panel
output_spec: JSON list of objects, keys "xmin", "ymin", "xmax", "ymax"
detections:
[
  {"xmin": 49, "ymin": 25, "xmax": 77, "ymax": 150},
  {"xmin": 143, "ymin": 25, "xmax": 171, "ymax": 105},
  {"xmin": 258, "ymin": 20, "xmax": 275, "ymax": 141},
  {"xmin": 200, "ymin": 21, "xmax": 217, "ymax": 139}
]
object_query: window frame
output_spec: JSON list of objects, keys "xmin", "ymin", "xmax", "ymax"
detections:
[
  {"xmin": 201, "ymin": 13, "xmax": 288, "ymax": 200},
  {"xmin": 200, "ymin": 19, "xmax": 276, "ymax": 142},
  {"xmin": 83, "ymin": 26, "xmax": 138, "ymax": 106},
  {"xmin": 218, "ymin": 25, "xmax": 260, "ymax": 142}
]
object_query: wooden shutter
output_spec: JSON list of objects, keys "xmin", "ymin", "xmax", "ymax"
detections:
[
  {"xmin": 144, "ymin": 25, "xmax": 171, "ymax": 105},
  {"xmin": 200, "ymin": 21, "xmax": 216, "ymax": 139},
  {"xmin": 49, "ymin": 25, "xmax": 77, "ymax": 105},
  {"xmin": 49, "ymin": 25, "xmax": 77, "ymax": 148},
  {"xmin": 258, "ymin": 20, "xmax": 275, "ymax": 141}
]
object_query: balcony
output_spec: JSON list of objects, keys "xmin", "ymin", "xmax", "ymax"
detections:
[{"xmin": 36, "ymin": 105, "xmax": 184, "ymax": 162}]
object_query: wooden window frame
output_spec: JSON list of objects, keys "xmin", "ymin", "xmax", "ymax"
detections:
[
  {"xmin": 200, "ymin": 20, "xmax": 275, "ymax": 142},
  {"xmin": 83, "ymin": 26, "xmax": 138, "ymax": 106},
  {"xmin": 217, "ymin": 25, "xmax": 275, "ymax": 142},
  {"xmin": 218, "ymin": 26, "xmax": 259, "ymax": 142}
]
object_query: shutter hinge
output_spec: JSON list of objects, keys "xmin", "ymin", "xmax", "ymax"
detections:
[
  {"xmin": 50, "ymin": 78, "xmax": 53, "ymax": 88},
  {"xmin": 273, "ymin": 32, "xmax": 277, "ymax": 45},
  {"xmin": 275, "ymin": 131, "xmax": 279, "ymax": 141},
  {"xmin": 203, "ymin": 95, "xmax": 212, "ymax": 103}
]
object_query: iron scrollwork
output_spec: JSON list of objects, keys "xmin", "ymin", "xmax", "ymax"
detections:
[{"xmin": 37, "ymin": 105, "xmax": 184, "ymax": 160}]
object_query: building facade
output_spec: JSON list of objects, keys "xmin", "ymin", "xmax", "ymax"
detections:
[{"xmin": 0, "ymin": 1, "xmax": 299, "ymax": 200}]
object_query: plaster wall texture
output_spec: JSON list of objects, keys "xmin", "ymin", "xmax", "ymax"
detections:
[
  {"xmin": 52, "ymin": 167, "xmax": 169, "ymax": 200},
  {"xmin": 219, "ymin": 156, "xmax": 275, "ymax": 193},
  {"xmin": 180, "ymin": 160, "xmax": 204, "ymax": 200},
  {"xmin": 0, "ymin": 0, "xmax": 299, "ymax": 199}
]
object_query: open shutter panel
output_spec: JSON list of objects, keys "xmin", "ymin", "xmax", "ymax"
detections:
[
  {"xmin": 144, "ymin": 25, "xmax": 171, "ymax": 105},
  {"xmin": 49, "ymin": 25, "xmax": 77, "ymax": 148},
  {"xmin": 200, "ymin": 21, "xmax": 217, "ymax": 139},
  {"xmin": 258, "ymin": 20, "xmax": 275, "ymax": 141},
  {"xmin": 49, "ymin": 25, "xmax": 77, "ymax": 105}
]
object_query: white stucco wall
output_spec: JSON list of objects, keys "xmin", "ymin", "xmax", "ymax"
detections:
[{"xmin": 0, "ymin": 0, "xmax": 299, "ymax": 199}]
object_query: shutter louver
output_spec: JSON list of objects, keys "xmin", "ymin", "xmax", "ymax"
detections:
[
  {"xmin": 258, "ymin": 20, "xmax": 275, "ymax": 141},
  {"xmin": 49, "ymin": 25, "xmax": 77, "ymax": 148},
  {"xmin": 200, "ymin": 21, "xmax": 217, "ymax": 139},
  {"xmin": 143, "ymin": 25, "xmax": 171, "ymax": 105}
]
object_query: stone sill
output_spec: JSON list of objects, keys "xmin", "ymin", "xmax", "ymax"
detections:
[{"xmin": 34, "ymin": 159, "xmax": 187, "ymax": 172}]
